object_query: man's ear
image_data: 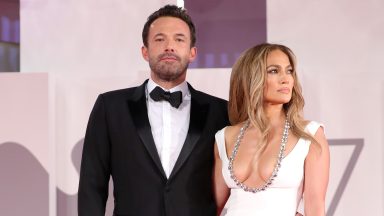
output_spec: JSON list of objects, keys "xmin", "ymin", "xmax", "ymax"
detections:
[
  {"xmin": 141, "ymin": 46, "xmax": 149, "ymax": 61},
  {"xmin": 189, "ymin": 47, "xmax": 197, "ymax": 63}
]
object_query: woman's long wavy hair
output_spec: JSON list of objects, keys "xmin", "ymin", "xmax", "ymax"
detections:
[{"xmin": 228, "ymin": 43, "xmax": 316, "ymax": 154}]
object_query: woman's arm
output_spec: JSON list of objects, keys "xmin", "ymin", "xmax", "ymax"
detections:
[
  {"xmin": 213, "ymin": 142, "xmax": 230, "ymax": 215},
  {"xmin": 303, "ymin": 126, "xmax": 330, "ymax": 216}
]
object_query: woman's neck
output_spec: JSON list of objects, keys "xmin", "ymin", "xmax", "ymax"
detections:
[{"xmin": 264, "ymin": 104, "xmax": 286, "ymax": 127}]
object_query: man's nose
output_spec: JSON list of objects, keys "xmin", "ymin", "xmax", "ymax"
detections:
[{"xmin": 164, "ymin": 40, "xmax": 175, "ymax": 52}]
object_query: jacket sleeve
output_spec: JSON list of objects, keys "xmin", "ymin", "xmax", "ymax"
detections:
[{"xmin": 78, "ymin": 94, "xmax": 111, "ymax": 216}]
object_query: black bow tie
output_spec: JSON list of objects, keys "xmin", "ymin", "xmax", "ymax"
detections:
[{"xmin": 149, "ymin": 86, "xmax": 183, "ymax": 108}]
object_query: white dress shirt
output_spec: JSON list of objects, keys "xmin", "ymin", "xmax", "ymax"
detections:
[{"xmin": 146, "ymin": 79, "xmax": 191, "ymax": 178}]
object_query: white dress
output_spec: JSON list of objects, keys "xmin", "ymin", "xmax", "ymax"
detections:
[{"xmin": 215, "ymin": 121, "xmax": 322, "ymax": 216}]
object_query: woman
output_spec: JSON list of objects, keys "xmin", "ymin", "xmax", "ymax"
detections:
[{"xmin": 213, "ymin": 43, "xmax": 329, "ymax": 216}]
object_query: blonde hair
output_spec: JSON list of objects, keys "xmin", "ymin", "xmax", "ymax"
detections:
[{"xmin": 228, "ymin": 43, "xmax": 316, "ymax": 153}]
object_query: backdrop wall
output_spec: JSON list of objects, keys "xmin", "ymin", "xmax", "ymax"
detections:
[{"xmin": 1, "ymin": 0, "xmax": 382, "ymax": 215}]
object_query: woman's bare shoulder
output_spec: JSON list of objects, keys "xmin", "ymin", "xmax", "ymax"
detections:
[{"xmin": 224, "ymin": 123, "xmax": 244, "ymax": 145}]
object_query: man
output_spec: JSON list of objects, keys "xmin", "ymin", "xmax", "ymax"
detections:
[{"xmin": 78, "ymin": 5, "xmax": 229, "ymax": 216}]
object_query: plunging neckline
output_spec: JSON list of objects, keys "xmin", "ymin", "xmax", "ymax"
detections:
[{"xmin": 223, "ymin": 126, "xmax": 303, "ymax": 163}]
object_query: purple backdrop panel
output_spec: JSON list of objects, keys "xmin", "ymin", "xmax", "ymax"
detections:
[
  {"xmin": 185, "ymin": 0, "xmax": 266, "ymax": 68},
  {"xmin": 0, "ymin": 0, "xmax": 20, "ymax": 72},
  {"xmin": 0, "ymin": 0, "xmax": 19, "ymax": 43}
]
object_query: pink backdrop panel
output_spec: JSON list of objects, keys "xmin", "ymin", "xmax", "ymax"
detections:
[{"xmin": 0, "ymin": 72, "xmax": 50, "ymax": 216}]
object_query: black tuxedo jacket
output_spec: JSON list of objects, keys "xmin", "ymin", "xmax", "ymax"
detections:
[{"xmin": 78, "ymin": 80, "xmax": 229, "ymax": 216}]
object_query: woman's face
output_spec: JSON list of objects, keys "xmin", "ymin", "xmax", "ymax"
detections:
[{"xmin": 263, "ymin": 49, "xmax": 294, "ymax": 106}]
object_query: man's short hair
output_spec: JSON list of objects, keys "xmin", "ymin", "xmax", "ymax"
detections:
[{"xmin": 142, "ymin": 4, "xmax": 196, "ymax": 48}]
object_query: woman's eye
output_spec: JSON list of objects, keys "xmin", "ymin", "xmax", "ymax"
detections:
[{"xmin": 268, "ymin": 69, "xmax": 278, "ymax": 74}]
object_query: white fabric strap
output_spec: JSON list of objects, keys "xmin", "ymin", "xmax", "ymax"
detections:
[{"xmin": 215, "ymin": 127, "xmax": 228, "ymax": 163}]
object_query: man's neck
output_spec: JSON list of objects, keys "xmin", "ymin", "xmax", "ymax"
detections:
[{"xmin": 150, "ymin": 74, "xmax": 186, "ymax": 90}]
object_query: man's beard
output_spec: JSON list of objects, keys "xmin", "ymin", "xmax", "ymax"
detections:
[{"xmin": 149, "ymin": 53, "xmax": 189, "ymax": 82}]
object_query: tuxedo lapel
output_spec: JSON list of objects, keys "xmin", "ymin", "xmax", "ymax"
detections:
[
  {"xmin": 127, "ymin": 81, "xmax": 166, "ymax": 178},
  {"xmin": 169, "ymin": 84, "xmax": 209, "ymax": 180}
]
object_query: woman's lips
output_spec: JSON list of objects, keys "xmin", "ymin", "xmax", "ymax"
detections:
[{"xmin": 277, "ymin": 88, "xmax": 290, "ymax": 94}]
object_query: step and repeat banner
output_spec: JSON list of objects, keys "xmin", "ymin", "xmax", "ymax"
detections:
[{"xmin": 1, "ymin": 0, "xmax": 383, "ymax": 215}]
